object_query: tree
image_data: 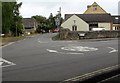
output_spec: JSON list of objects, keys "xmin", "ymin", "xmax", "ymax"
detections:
[
  {"xmin": 17, "ymin": 24, "xmax": 24, "ymax": 35},
  {"xmin": 2, "ymin": 1, "xmax": 23, "ymax": 36},
  {"xmin": 32, "ymin": 15, "xmax": 49, "ymax": 33},
  {"xmin": 48, "ymin": 13, "xmax": 56, "ymax": 30},
  {"xmin": 0, "ymin": 1, "xmax": 2, "ymax": 33},
  {"xmin": 2, "ymin": 2, "xmax": 14, "ymax": 35},
  {"xmin": 32, "ymin": 15, "xmax": 47, "ymax": 23},
  {"xmin": 10, "ymin": 2, "xmax": 23, "ymax": 36}
]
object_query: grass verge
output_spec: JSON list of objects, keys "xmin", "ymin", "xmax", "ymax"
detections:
[
  {"xmin": 1, "ymin": 36, "xmax": 25, "ymax": 42},
  {"xmin": 52, "ymin": 34, "xmax": 60, "ymax": 40}
]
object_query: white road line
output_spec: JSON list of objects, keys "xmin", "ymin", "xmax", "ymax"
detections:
[
  {"xmin": 0, "ymin": 62, "xmax": 3, "ymax": 65},
  {"xmin": 61, "ymin": 46, "xmax": 98, "ymax": 52},
  {"xmin": 38, "ymin": 39, "xmax": 48, "ymax": 43},
  {"xmin": 2, "ymin": 64, "xmax": 16, "ymax": 68},
  {"xmin": 46, "ymin": 49, "xmax": 58, "ymax": 53},
  {"xmin": 0, "ymin": 42, "xmax": 15, "ymax": 48},
  {"xmin": 2, "ymin": 59, "xmax": 15, "ymax": 65},
  {"xmin": 0, "ymin": 58, "xmax": 16, "ymax": 68},
  {"xmin": 63, "ymin": 65, "xmax": 119, "ymax": 82},
  {"xmin": 108, "ymin": 47, "xmax": 118, "ymax": 53},
  {"xmin": 38, "ymin": 41, "xmax": 48, "ymax": 43},
  {"xmin": 46, "ymin": 49, "xmax": 83, "ymax": 55},
  {"xmin": 97, "ymin": 74, "xmax": 120, "ymax": 83},
  {"xmin": 66, "ymin": 52, "xmax": 83, "ymax": 55}
]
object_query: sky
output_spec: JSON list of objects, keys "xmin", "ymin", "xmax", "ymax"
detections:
[{"xmin": 17, "ymin": 0, "xmax": 120, "ymax": 18}]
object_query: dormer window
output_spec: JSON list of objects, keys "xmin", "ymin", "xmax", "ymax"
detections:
[{"xmin": 93, "ymin": 5, "xmax": 97, "ymax": 10}]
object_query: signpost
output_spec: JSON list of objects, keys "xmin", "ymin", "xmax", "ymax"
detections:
[{"xmin": 55, "ymin": 7, "xmax": 61, "ymax": 29}]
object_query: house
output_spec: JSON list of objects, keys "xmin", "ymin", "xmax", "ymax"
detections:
[
  {"xmin": 112, "ymin": 16, "xmax": 120, "ymax": 30},
  {"xmin": 61, "ymin": 2, "xmax": 120, "ymax": 31},
  {"xmin": 84, "ymin": 2, "xmax": 107, "ymax": 14},
  {"xmin": 22, "ymin": 18, "xmax": 37, "ymax": 34},
  {"xmin": 61, "ymin": 14, "xmax": 113, "ymax": 31}
]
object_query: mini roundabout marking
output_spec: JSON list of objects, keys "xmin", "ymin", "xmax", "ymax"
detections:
[{"xmin": 46, "ymin": 45, "xmax": 98, "ymax": 55}]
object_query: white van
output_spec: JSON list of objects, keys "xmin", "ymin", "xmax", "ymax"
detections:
[{"xmin": 92, "ymin": 28, "xmax": 105, "ymax": 31}]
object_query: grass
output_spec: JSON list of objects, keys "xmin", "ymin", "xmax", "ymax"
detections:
[
  {"xmin": 1, "ymin": 36, "xmax": 25, "ymax": 42},
  {"xmin": 0, "ymin": 33, "xmax": 40, "ymax": 43},
  {"xmin": 28, "ymin": 33, "xmax": 39, "ymax": 36},
  {"xmin": 52, "ymin": 34, "xmax": 60, "ymax": 40}
]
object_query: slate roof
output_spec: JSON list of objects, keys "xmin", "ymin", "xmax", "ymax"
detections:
[
  {"xmin": 112, "ymin": 16, "xmax": 120, "ymax": 24},
  {"xmin": 22, "ymin": 18, "xmax": 37, "ymax": 28},
  {"xmin": 65, "ymin": 14, "xmax": 113, "ymax": 23}
]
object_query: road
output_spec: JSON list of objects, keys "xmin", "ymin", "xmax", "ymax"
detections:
[{"xmin": 2, "ymin": 33, "xmax": 118, "ymax": 81}]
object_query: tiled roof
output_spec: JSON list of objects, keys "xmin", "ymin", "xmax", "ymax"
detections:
[
  {"xmin": 22, "ymin": 18, "xmax": 37, "ymax": 28},
  {"xmin": 65, "ymin": 14, "xmax": 113, "ymax": 23}
]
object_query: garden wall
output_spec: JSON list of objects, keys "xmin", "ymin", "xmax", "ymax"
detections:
[{"xmin": 60, "ymin": 29, "xmax": 120, "ymax": 40}]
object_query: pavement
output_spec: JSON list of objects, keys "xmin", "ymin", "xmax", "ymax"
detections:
[
  {"xmin": 1, "ymin": 33, "xmax": 119, "ymax": 82},
  {"xmin": 0, "ymin": 35, "xmax": 36, "ymax": 48}
]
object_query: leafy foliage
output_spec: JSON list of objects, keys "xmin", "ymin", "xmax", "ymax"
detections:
[
  {"xmin": 32, "ymin": 12, "xmax": 63, "ymax": 33},
  {"xmin": 2, "ymin": 1, "xmax": 23, "ymax": 36},
  {"xmin": 48, "ymin": 13, "xmax": 56, "ymax": 30}
]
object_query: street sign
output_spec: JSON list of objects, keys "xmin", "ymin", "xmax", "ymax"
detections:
[{"xmin": 55, "ymin": 18, "xmax": 60, "ymax": 26}]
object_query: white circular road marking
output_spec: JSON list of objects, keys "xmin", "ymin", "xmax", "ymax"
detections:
[
  {"xmin": 46, "ymin": 49, "xmax": 83, "ymax": 55},
  {"xmin": 61, "ymin": 46, "xmax": 98, "ymax": 52},
  {"xmin": 46, "ymin": 45, "xmax": 98, "ymax": 55}
]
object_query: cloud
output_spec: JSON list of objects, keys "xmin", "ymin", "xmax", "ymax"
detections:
[{"xmin": 18, "ymin": 0, "xmax": 120, "ymax": 18}]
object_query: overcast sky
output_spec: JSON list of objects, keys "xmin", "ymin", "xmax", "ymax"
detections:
[{"xmin": 18, "ymin": 0, "xmax": 120, "ymax": 18}]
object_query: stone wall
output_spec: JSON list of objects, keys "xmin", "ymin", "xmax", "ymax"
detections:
[{"xmin": 60, "ymin": 28, "xmax": 120, "ymax": 40}]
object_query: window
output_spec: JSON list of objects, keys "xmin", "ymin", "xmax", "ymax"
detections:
[
  {"xmin": 72, "ymin": 25, "xmax": 77, "ymax": 31},
  {"xmin": 89, "ymin": 24, "xmax": 98, "ymax": 27},
  {"xmin": 93, "ymin": 5, "xmax": 97, "ymax": 10},
  {"xmin": 89, "ymin": 24, "xmax": 98, "ymax": 31},
  {"xmin": 72, "ymin": 20, "xmax": 76, "ymax": 25},
  {"xmin": 115, "ymin": 27, "xmax": 120, "ymax": 30}
]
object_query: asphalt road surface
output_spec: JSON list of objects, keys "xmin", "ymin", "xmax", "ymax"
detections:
[{"xmin": 2, "ymin": 33, "xmax": 118, "ymax": 81}]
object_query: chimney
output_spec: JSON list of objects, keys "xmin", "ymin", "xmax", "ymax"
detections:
[{"xmin": 87, "ymin": 5, "xmax": 91, "ymax": 9}]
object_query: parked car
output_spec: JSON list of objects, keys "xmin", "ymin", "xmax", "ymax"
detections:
[
  {"xmin": 92, "ymin": 28, "xmax": 105, "ymax": 31},
  {"xmin": 40, "ymin": 29, "xmax": 45, "ymax": 33},
  {"xmin": 52, "ymin": 29, "xmax": 59, "ymax": 33},
  {"xmin": 1, "ymin": 34, "xmax": 5, "ymax": 37}
]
